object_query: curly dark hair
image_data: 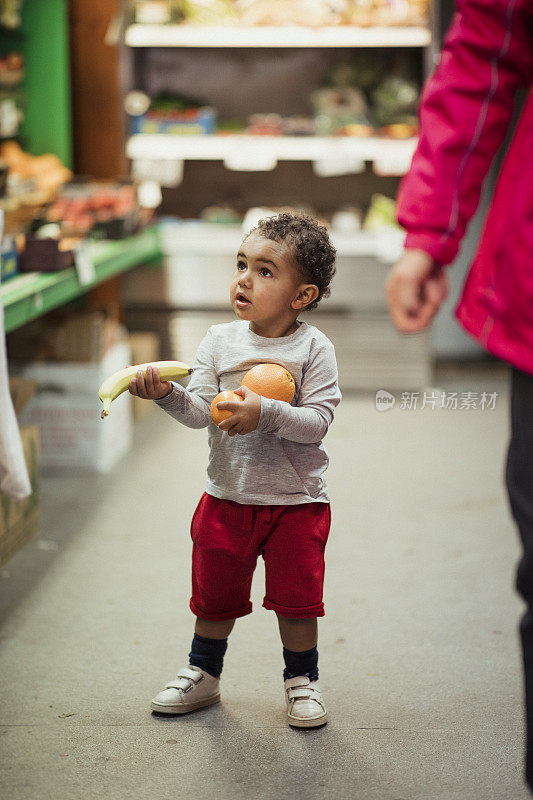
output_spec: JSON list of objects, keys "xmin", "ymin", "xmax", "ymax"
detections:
[{"xmin": 249, "ymin": 212, "xmax": 336, "ymax": 312}]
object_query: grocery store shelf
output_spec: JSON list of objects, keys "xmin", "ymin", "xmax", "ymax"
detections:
[
  {"xmin": 1, "ymin": 227, "xmax": 163, "ymax": 333},
  {"xmin": 160, "ymin": 221, "xmax": 403, "ymax": 262},
  {"xmin": 127, "ymin": 134, "xmax": 418, "ymax": 176},
  {"xmin": 125, "ymin": 24, "xmax": 431, "ymax": 48}
]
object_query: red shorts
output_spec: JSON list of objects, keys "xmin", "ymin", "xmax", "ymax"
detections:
[{"xmin": 190, "ymin": 493, "xmax": 331, "ymax": 621}]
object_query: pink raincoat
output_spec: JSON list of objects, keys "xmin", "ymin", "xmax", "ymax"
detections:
[{"xmin": 397, "ymin": 0, "xmax": 533, "ymax": 374}]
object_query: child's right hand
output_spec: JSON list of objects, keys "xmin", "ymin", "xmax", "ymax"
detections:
[
  {"xmin": 216, "ymin": 385, "xmax": 261, "ymax": 436},
  {"xmin": 128, "ymin": 364, "xmax": 173, "ymax": 400}
]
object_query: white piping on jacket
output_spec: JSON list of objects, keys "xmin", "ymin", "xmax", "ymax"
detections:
[{"xmin": 439, "ymin": 0, "xmax": 518, "ymax": 246}]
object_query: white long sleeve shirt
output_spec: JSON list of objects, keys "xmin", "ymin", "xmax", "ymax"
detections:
[{"xmin": 155, "ymin": 319, "xmax": 341, "ymax": 505}]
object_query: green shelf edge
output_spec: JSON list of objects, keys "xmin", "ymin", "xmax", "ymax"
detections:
[{"xmin": 1, "ymin": 227, "xmax": 163, "ymax": 333}]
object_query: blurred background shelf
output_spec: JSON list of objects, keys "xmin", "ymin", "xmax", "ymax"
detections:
[
  {"xmin": 126, "ymin": 134, "xmax": 417, "ymax": 176},
  {"xmin": 125, "ymin": 24, "xmax": 432, "ymax": 49},
  {"xmin": 118, "ymin": 4, "xmax": 442, "ymax": 384},
  {"xmin": 1, "ymin": 227, "xmax": 162, "ymax": 333},
  {"xmin": 157, "ymin": 219, "xmax": 403, "ymax": 260}
]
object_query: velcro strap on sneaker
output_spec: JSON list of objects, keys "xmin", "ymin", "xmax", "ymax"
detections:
[
  {"xmin": 285, "ymin": 676, "xmax": 310, "ymax": 689},
  {"xmin": 164, "ymin": 667, "xmax": 204, "ymax": 690},
  {"xmin": 177, "ymin": 666, "xmax": 203, "ymax": 683},
  {"xmin": 287, "ymin": 682, "xmax": 322, "ymax": 700},
  {"xmin": 288, "ymin": 687, "xmax": 314, "ymax": 699},
  {"xmin": 287, "ymin": 686, "xmax": 325, "ymax": 713},
  {"xmin": 164, "ymin": 677, "xmax": 192, "ymax": 691}
]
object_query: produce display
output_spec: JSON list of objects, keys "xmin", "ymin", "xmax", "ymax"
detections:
[
  {"xmin": 179, "ymin": 0, "xmax": 237, "ymax": 25},
  {"xmin": 372, "ymin": 75, "xmax": 419, "ymax": 127},
  {"xmin": 0, "ymin": 51, "xmax": 24, "ymax": 87},
  {"xmin": 194, "ymin": 197, "xmax": 400, "ymax": 237},
  {"xmin": 0, "ymin": 0, "xmax": 23, "ymax": 29},
  {"xmin": 363, "ymin": 193, "xmax": 400, "ymax": 231},
  {"xmin": 0, "ymin": 139, "xmax": 149, "ymax": 277},
  {"xmin": 0, "ymin": 92, "xmax": 23, "ymax": 139},
  {"xmin": 312, "ymin": 86, "xmax": 370, "ymax": 136},
  {"xmin": 19, "ymin": 181, "xmax": 140, "ymax": 272},
  {"xmin": 45, "ymin": 182, "xmax": 139, "ymax": 239},
  {"xmin": 130, "ymin": 0, "xmax": 429, "ymax": 27},
  {"xmin": 200, "ymin": 204, "xmax": 243, "ymax": 223},
  {"xmin": 0, "ymin": 47, "xmax": 24, "ymax": 140},
  {"xmin": 99, "ymin": 361, "xmax": 192, "ymax": 418},
  {"xmin": 128, "ymin": 93, "xmax": 217, "ymax": 135},
  {"xmin": 314, "ymin": 52, "xmax": 419, "ymax": 135},
  {"xmin": 235, "ymin": 0, "xmax": 428, "ymax": 27},
  {"xmin": 128, "ymin": 52, "xmax": 420, "ymax": 139},
  {"xmin": 0, "ymin": 141, "xmax": 72, "ymax": 204}
]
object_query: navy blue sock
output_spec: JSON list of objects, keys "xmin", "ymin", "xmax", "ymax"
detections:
[
  {"xmin": 283, "ymin": 645, "xmax": 319, "ymax": 682},
  {"xmin": 188, "ymin": 633, "xmax": 228, "ymax": 678}
]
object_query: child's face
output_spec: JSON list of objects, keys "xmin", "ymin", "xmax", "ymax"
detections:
[{"xmin": 230, "ymin": 232, "xmax": 316, "ymax": 336}]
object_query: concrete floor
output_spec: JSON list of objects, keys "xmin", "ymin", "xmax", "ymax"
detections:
[{"xmin": 0, "ymin": 363, "xmax": 530, "ymax": 800}]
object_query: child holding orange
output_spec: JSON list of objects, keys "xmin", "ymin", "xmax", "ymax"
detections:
[{"xmin": 129, "ymin": 212, "xmax": 341, "ymax": 727}]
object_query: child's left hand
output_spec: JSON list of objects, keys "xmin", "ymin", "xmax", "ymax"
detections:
[{"xmin": 216, "ymin": 385, "xmax": 261, "ymax": 436}]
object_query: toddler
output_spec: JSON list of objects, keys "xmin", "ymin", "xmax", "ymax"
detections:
[{"xmin": 130, "ymin": 212, "xmax": 341, "ymax": 727}]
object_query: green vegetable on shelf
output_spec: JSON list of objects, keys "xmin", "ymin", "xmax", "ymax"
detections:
[
  {"xmin": 372, "ymin": 76, "xmax": 420, "ymax": 127},
  {"xmin": 327, "ymin": 53, "xmax": 389, "ymax": 92},
  {"xmin": 364, "ymin": 194, "xmax": 401, "ymax": 232},
  {"xmin": 150, "ymin": 93, "xmax": 203, "ymax": 112},
  {"xmin": 179, "ymin": 0, "xmax": 238, "ymax": 25}
]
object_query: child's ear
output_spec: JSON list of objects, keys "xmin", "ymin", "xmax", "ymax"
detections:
[{"xmin": 292, "ymin": 284, "xmax": 319, "ymax": 310}]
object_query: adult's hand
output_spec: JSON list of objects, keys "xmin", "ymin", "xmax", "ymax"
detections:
[{"xmin": 386, "ymin": 248, "xmax": 449, "ymax": 333}]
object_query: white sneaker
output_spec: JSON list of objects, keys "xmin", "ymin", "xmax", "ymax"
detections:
[
  {"xmin": 151, "ymin": 665, "xmax": 220, "ymax": 715},
  {"xmin": 284, "ymin": 676, "xmax": 328, "ymax": 728}
]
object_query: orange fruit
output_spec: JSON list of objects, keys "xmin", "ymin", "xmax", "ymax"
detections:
[
  {"xmin": 210, "ymin": 390, "xmax": 244, "ymax": 426},
  {"xmin": 241, "ymin": 363, "xmax": 295, "ymax": 403}
]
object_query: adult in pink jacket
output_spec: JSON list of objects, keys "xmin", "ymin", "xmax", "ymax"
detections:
[{"xmin": 386, "ymin": 0, "xmax": 533, "ymax": 788}]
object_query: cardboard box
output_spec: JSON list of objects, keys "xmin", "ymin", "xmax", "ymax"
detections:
[
  {"xmin": 128, "ymin": 332, "xmax": 160, "ymax": 418},
  {"xmin": 0, "ymin": 379, "xmax": 41, "ymax": 568},
  {"xmin": 9, "ymin": 375, "xmax": 37, "ymax": 414},
  {"xmin": 15, "ymin": 341, "xmax": 133, "ymax": 474}
]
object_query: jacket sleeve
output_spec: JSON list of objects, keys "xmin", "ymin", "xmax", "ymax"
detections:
[
  {"xmin": 154, "ymin": 328, "xmax": 218, "ymax": 429},
  {"xmin": 397, "ymin": 0, "xmax": 533, "ymax": 266},
  {"xmin": 257, "ymin": 339, "xmax": 341, "ymax": 444}
]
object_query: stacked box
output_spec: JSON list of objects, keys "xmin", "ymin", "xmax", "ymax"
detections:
[
  {"xmin": 130, "ymin": 107, "xmax": 216, "ymax": 136},
  {"xmin": 14, "ymin": 341, "xmax": 133, "ymax": 474}
]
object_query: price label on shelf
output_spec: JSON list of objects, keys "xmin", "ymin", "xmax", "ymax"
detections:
[
  {"xmin": 373, "ymin": 141, "xmax": 417, "ymax": 177},
  {"xmin": 74, "ymin": 241, "xmax": 96, "ymax": 286},
  {"xmin": 373, "ymin": 156, "xmax": 410, "ymax": 177},
  {"xmin": 224, "ymin": 150, "xmax": 277, "ymax": 172}
]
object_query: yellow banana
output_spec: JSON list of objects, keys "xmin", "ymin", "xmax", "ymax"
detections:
[{"xmin": 99, "ymin": 360, "xmax": 192, "ymax": 418}]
